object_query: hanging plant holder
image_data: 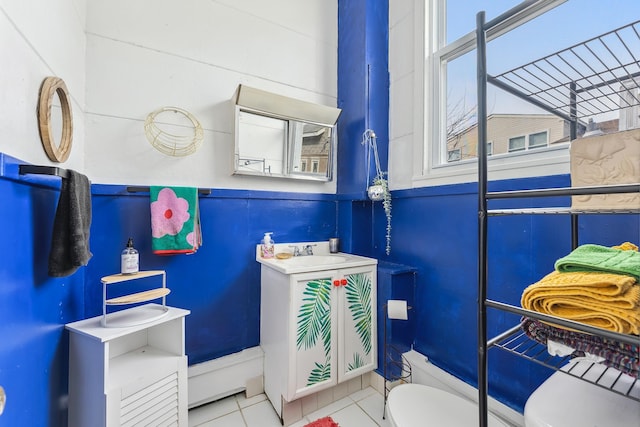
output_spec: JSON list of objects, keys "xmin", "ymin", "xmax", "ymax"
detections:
[
  {"xmin": 362, "ymin": 129, "xmax": 392, "ymax": 255},
  {"xmin": 367, "ymin": 184, "xmax": 386, "ymax": 201}
]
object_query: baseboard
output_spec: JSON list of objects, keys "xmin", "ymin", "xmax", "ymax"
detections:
[
  {"xmin": 188, "ymin": 346, "xmax": 264, "ymax": 409},
  {"xmin": 402, "ymin": 350, "xmax": 524, "ymax": 427}
]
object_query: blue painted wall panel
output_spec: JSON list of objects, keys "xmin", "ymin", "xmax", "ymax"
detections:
[
  {"xmin": 0, "ymin": 177, "xmax": 85, "ymax": 427},
  {"xmin": 2, "ymin": 157, "xmax": 638, "ymax": 424},
  {"xmin": 337, "ymin": 0, "xmax": 389, "ymax": 197},
  {"xmin": 337, "ymin": 0, "xmax": 368, "ymax": 196},
  {"xmin": 0, "ymin": 158, "xmax": 339, "ymax": 425},
  {"xmin": 86, "ymin": 189, "xmax": 339, "ymax": 365},
  {"xmin": 383, "ymin": 174, "xmax": 639, "ymax": 412}
]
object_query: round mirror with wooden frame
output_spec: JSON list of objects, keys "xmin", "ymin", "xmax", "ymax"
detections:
[{"xmin": 38, "ymin": 76, "xmax": 73, "ymax": 162}]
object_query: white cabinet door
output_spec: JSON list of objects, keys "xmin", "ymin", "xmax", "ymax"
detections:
[
  {"xmin": 288, "ymin": 270, "xmax": 339, "ymax": 401},
  {"xmin": 337, "ymin": 266, "xmax": 377, "ymax": 382},
  {"xmin": 287, "ymin": 265, "xmax": 377, "ymax": 400}
]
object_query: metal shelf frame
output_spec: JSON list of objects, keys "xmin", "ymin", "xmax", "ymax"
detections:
[{"xmin": 476, "ymin": 6, "xmax": 640, "ymax": 427}]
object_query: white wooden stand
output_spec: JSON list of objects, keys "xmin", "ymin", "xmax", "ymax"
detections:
[{"xmin": 66, "ymin": 304, "xmax": 190, "ymax": 427}]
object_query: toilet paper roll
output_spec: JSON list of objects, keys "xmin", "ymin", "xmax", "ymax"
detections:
[{"xmin": 387, "ymin": 299, "xmax": 408, "ymax": 320}]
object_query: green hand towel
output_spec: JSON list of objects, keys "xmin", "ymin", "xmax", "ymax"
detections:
[{"xmin": 555, "ymin": 244, "xmax": 640, "ymax": 280}]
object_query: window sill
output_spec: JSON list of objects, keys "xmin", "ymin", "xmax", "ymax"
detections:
[{"xmin": 412, "ymin": 143, "xmax": 570, "ymax": 188}]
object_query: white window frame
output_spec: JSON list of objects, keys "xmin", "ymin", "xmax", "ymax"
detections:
[{"xmin": 408, "ymin": 0, "xmax": 569, "ymax": 188}]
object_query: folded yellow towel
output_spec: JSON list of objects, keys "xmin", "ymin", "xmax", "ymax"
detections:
[
  {"xmin": 521, "ymin": 271, "xmax": 640, "ymax": 335},
  {"xmin": 612, "ymin": 241, "xmax": 639, "ymax": 251}
]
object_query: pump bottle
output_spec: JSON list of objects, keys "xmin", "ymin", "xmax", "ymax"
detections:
[
  {"xmin": 121, "ymin": 237, "xmax": 139, "ymax": 274},
  {"xmin": 261, "ymin": 232, "xmax": 275, "ymax": 259}
]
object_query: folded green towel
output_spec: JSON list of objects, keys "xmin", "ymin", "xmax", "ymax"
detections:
[
  {"xmin": 150, "ymin": 186, "xmax": 201, "ymax": 255},
  {"xmin": 555, "ymin": 244, "xmax": 640, "ymax": 280}
]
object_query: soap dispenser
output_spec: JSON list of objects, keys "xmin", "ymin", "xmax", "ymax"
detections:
[
  {"xmin": 121, "ymin": 237, "xmax": 139, "ymax": 274},
  {"xmin": 261, "ymin": 232, "xmax": 275, "ymax": 259}
]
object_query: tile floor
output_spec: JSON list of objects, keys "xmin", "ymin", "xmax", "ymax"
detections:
[{"xmin": 188, "ymin": 387, "xmax": 392, "ymax": 427}]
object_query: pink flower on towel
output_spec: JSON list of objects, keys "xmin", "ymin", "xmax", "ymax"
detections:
[{"xmin": 151, "ymin": 188, "xmax": 191, "ymax": 238}]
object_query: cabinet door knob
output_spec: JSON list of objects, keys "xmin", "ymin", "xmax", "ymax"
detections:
[
  {"xmin": 340, "ymin": 279, "xmax": 347, "ymax": 286},
  {"xmin": 333, "ymin": 280, "xmax": 341, "ymax": 287}
]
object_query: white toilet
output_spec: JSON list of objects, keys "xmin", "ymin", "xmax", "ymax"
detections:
[
  {"xmin": 386, "ymin": 383, "xmax": 507, "ymax": 426},
  {"xmin": 525, "ymin": 360, "xmax": 640, "ymax": 427}
]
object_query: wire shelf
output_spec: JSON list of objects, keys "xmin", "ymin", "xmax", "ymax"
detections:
[
  {"xmin": 490, "ymin": 20, "xmax": 640, "ymax": 121},
  {"xmin": 488, "ymin": 207, "xmax": 640, "ymax": 215},
  {"xmin": 490, "ymin": 328, "xmax": 640, "ymax": 402}
]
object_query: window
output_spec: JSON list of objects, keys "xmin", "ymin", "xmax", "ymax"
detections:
[
  {"xmin": 508, "ymin": 131, "xmax": 548, "ymax": 153},
  {"xmin": 528, "ymin": 131, "xmax": 548, "ymax": 149},
  {"xmin": 436, "ymin": 1, "xmax": 567, "ymax": 167},
  {"xmin": 487, "ymin": 141, "xmax": 493, "ymax": 156},
  {"xmin": 508, "ymin": 136, "xmax": 526, "ymax": 152},
  {"xmin": 413, "ymin": 0, "xmax": 635, "ymax": 184}
]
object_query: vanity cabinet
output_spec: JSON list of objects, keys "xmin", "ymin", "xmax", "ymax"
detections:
[
  {"xmin": 65, "ymin": 304, "xmax": 190, "ymax": 427},
  {"xmin": 260, "ymin": 263, "xmax": 377, "ymax": 416}
]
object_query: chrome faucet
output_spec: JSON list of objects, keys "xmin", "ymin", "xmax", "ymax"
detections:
[
  {"xmin": 289, "ymin": 244, "xmax": 316, "ymax": 256},
  {"xmin": 288, "ymin": 245, "xmax": 301, "ymax": 256}
]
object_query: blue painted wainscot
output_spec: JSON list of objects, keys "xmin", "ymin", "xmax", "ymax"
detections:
[
  {"xmin": 2, "ymin": 151, "xmax": 638, "ymax": 426},
  {"xmin": 383, "ymin": 175, "xmax": 639, "ymax": 414},
  {"xmin": 0, "ymin": 153, "xmax": 339, "ymax": 427}
]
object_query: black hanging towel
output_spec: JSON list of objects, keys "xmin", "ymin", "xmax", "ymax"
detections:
[{"xmin": 48, "ymin": 170, "xmax": 92, "ymax": 277}]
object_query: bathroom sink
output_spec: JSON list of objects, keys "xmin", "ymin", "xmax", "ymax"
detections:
[
  {"xmin": 256, "ymin": 242, "xmax": 377, "ymax": 274},
  {"xmin": 284, "ymin": 255, "xmax": 347, "ymax": 267}
]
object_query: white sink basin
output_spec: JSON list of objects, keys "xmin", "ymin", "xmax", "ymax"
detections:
[
  {"xmin": 256, "ymin": 242, "xmax": 377, "ymax": 274},
  {"xmin": 284, "ymin": 255, "xmax": 347, "ymax": 267}
]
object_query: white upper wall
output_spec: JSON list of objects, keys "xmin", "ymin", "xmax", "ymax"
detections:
[
  {"xmin": 84, "ymin": 0, "xmax": 338, "ymax": 192},
  {"xmin": 1, "ymin": 0, "xmax": 338, "ymax": 192},
  {"xmin": 388, "ymin": 0, "xmax": 421, "ymax": 191},
  {"xmin": 0, "ymin": 0, "xmax": 86, "ymax": 172}
]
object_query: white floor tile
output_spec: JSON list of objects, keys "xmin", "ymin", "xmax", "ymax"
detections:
[
  {"xmin": 331, "ymin": 404, "xmax": 379, "ymax": 427},
  {"xmin": 348, "ymin": 386, "xmax": 378, "ymax": 403},
  {"xmin": 242, "ymin": 400, "xmax": 283, "ymax": 427},
  {"xmin": 305, "ymin": 395, "xmax": 354, "ymax": 421},
  {"xmin": 189, "ymin": 388, "xmax": 392, "ymax": 427},
  {"xmin": 289, "ymin": 417, "xmax": 312, "ymax": 427},
  {"xmin": 188, "ymin": 395, "xmax": 239, "ymax": 426},
  {"xmin": 236, "ymin": 392, "xmax": 267, "ymax": 409},
  {"xmin": 198, "ymin": 411, "xmax": 246, "ymax": 427},
  {"xmin": 357, "ymin": 391, "xmax": 390, "ymax": 426}
]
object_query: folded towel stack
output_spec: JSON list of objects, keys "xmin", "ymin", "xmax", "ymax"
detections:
[
  {"xmin": 150, "ymin": 186, "xmax": 202, "ymax": 255},
  {"xmin": 521, "ymin": 242, "xmax": 640, "ymax": 335},
  {"xmin": 521, "ymin": 270, "xmax": 640, "ymax": 334}
]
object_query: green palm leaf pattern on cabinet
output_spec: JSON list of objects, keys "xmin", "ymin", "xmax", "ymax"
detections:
[
  {"xmin": 345, "ymin": 273, "xmax": 372, "ymax": 356},
  {"xmin": 297, "ymin": 278, "xmax": 332, "ymax": 354},
  {"xmin": 307, "ymin": 357, "xmax": 331, "ymax": 386},
  {"xmin": 347, "ymin": 352, "xmax": 365, "ymax": 371},
  {"xmin": 297, "ymin": 278, "xmax": 333, "ymax": 385}
]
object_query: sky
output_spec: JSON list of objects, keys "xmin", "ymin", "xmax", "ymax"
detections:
[{"xmin": 445, "ymin": 0, "xmax": 640, "ymax": 119}]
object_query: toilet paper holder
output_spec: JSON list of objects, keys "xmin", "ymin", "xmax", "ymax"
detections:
[{"xmin": 383, "ymin": 300, "xmax": 413, "ymax": 419}]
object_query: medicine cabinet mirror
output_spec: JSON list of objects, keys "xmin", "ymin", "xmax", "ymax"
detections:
[{"xmin": 233, "ymin": 85, "xmax": 341, "ymax": 181}]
